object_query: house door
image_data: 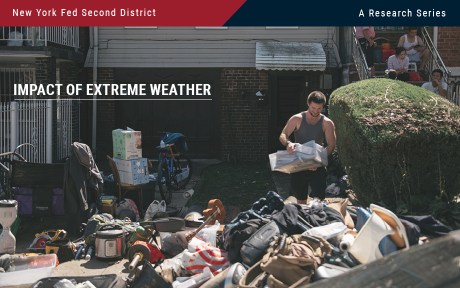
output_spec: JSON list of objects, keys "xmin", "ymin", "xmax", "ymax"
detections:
[{"xmin": 269, "ymin": 72, "xmax": 320, "ymax": 152}]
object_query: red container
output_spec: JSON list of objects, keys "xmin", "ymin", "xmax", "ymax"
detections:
[{"xmin": 382, "ymin": 48, "xmax": 395, "ymax": 63}]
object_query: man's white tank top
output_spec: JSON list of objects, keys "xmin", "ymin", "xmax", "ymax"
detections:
[{"xmin": 403, "ymin": 34, "xmax": 418, "ymax": 55}]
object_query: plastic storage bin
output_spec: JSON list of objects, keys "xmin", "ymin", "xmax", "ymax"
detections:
[
  {"xmin": 0, "ymin": 254, "xmax": 57, "ymax": 286},
  {"xmin": 32, "ymin": 274, "xmax": 119, "ymax": 288}
]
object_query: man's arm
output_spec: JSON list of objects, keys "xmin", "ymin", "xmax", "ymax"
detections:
[
  {"xmin": 279, "ymin": 115, "xmax": 300, "ymax": 153},
  {"xmin": 397, "ymin": 35, "xmax": 404, "ymax": 48},
  {"xmin": 323, "ymin": 118, "xmax": 336, "ymax": 155},
  {"xmin": 438, "ymin": 81, "xmax": 447, "ymax": 97},
  {"xmin": 417, "ymin": 36, "xmax": 425, "ymax": 48}
]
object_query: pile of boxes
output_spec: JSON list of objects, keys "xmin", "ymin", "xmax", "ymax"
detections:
[{"xmin": 112, "ymin": 128, "xmax": 149, "ymax": 185}]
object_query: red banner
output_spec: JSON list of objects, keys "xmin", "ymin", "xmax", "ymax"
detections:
[{"xmin": 1, "ymin": 0, "xmax": 246, "ymax": 26}]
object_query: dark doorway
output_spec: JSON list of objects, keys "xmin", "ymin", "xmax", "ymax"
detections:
[{"xmin": 269, "ymin": 72, "xmax": 320, "ymax": 152}]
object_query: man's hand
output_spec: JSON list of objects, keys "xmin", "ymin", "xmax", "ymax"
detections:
[{"xmin": 286, "ymin": 142, "xmax": 296, "ymax": 154}]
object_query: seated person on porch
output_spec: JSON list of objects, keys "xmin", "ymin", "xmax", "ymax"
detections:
[
  {"xmin": 397, "ymin": 27, "xmax": 430, "ymax": 70},
  {"xmin": 421, "ymin": 69, "xmax": 448, "ymax": 97},
  {"xmin": 387, "ymin": 47, "xmax": 410, "ymax": 82}
]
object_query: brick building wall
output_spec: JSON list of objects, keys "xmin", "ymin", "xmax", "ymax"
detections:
[
  {"xmin": 437, "ymin": 27, "xmax": 460, "ymax": 67},
  {"xmin": 87, "ymin": 68, "xmax": 116, "ymax": 163},
  {"xmin": 59, "ymin": 62, "xmax": 79, "ymax": 90},
  {"xmin": 220, "ymin": 68, "xmax": 269, "ymax": 162},
  {"xmin": 35, "ymin": 58, "xmax": 56, "ymax": 89}
]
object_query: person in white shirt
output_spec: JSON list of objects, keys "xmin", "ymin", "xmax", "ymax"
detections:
[
  {"xmin": 421, "ymin": 69, "xmax": 448, "ymax": 97},
  {"xmin": 397, "ymin": 27, "xmax": 430, "ymax": 71},
  {"xmin": 387, "ymin": 47, "xmax": 410, "ymax": 81}
]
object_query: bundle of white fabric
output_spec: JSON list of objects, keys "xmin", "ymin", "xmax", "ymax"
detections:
[{"xmin": 269, "ymin": 140, "xmax": 328, "ymax": 174}]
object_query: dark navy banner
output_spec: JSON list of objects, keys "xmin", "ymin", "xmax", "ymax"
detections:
[{"xmin": 226, "ymin": 0, "xmax": 453, "ymax": 26}]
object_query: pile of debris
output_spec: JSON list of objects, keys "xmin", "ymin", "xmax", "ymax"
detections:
[{"xmin": 1, "ymin": 191, "xmax": 455, "ymax": 287}]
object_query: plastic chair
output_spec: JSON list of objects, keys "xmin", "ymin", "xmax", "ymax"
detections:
[
  {"xmin": 370, "ymin": 204, "xmax": 409, "ymax": 249},
  {"xmin": 408, "ymin": 62, "xmax": 417, "ymax": 72},
  {"xmin": 348, "ymin": 212, "xmax": 393, "ymax": 264},
  {"xmin": 106, "ymin": 155, "xmax": 145, "ymax": 212}
]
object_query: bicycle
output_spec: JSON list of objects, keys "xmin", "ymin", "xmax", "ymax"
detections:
[
  {"xmin": 0, "ymin": 143, "xmax": 34, "ymax": 199},
  {"xmin": 156, "ymin": 132, "xmax": 192, "ymax": 204}
]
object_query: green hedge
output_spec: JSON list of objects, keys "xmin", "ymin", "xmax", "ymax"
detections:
[{"xmin": 329, "ymin": 78, "xmax": 460, "ymax": 213}]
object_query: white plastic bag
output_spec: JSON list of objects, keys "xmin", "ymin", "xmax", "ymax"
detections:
[
  {"xmin": 180, "ymin": 238, "xmax": 229, "ymax": 275},
  {"xmin": 195, "ymin": 222, "xmax": 220, "ymax": 247},
  {"xmin": 144, "ymin": 200, "xmax": 167, "ymax": 221},
  {"xmin": 269, "ymin": 140, "xmax": 328, "ymax": 174},
  {"xmin": 302, "ymin": 221, "xmax": 347, "ymax": 240}
]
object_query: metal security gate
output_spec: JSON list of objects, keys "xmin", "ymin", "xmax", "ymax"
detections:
[
  {"xmin": 0, "ymin": 100, "xmax": 79, "ymax": 163},
  {"xmin": 1, "ymin": 65, "xmax": 80, "ymax": 163}
]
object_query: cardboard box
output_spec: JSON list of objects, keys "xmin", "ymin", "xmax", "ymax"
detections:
[
  {"xmin": 114, "ymin": 158, "xmax": 149, "ymax": 185},
  {"xmin": 112, "ymin": 129, "xmax": 142, "ymax": 160}
]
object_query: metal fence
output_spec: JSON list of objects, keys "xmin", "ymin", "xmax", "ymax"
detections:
[
  {"xmin": 1, "ymin": 101, "xmax": 51, "ymax": 163},
  {"xmin": 0, "ymin": 99, "xmax": 79, "ymax": 163},
  {"xmin": 447, "ymin": 79, "xmax": 460, "ymax": 106},
  {"xmin": 1, "ymin": 27, "xmax": 79, "ymax": 48},
  {"xmin": 56, "ymin": 99, "xmax": 80, "ymax": 161}
]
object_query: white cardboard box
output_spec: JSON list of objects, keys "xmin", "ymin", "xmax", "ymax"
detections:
[
  {"xmin": 112, "ymin": 129, "xmax": 142, "ymax": 160},
  {"xmin": 114, "ymin": 158, "xmax": 149, "ymax": 185}
]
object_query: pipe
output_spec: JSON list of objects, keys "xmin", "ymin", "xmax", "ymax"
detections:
[
  {"xmin": 92, "ymin": 27, "xmax": 98, "ymax": 159},
  {"xmin": 433, "ymin": 27, "xmax": 438, "ymax": 48},
  {"xmin": 46, "ymin": 99, "xmax": 53, "ymax": 163}
]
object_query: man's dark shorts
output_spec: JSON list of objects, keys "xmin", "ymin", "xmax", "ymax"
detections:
[{"xmin": 290, "ymin": 167, "xmax": 327, "ymax": 200}]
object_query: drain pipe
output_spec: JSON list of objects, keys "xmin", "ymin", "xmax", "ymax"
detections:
[
  {"xmin": 92, "ymin": 27, "xmax": 99, "ymax": 159},
  {"xmin": 433, "ymin": 27, "xmax": 438, "ymax": 48}
]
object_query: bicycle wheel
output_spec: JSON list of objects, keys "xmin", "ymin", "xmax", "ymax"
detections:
[
  {"xmin": 157, "ymin": 161, "xmax": 172, "ymax": 204},
  {"xmin": 170, "ymin": 154, "xmax": 192, "ymax": 190}
]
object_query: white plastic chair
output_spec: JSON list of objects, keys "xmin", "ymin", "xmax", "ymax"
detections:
[{"xmin": 408, "ymin": 62, "xmax": 417, "ymax": 72}]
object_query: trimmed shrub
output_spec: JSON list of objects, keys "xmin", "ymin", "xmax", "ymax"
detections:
[{"xmin": 329, "ymin": 78, "xmax": 460, "ymax": 213}]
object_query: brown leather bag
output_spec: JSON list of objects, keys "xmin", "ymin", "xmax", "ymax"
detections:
[{"xmin": 260, "ymin": 234, "xmax": 331, "ymax": 286}]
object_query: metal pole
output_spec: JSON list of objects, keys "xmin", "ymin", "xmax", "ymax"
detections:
[
  {"xmin": 46, "ymin": 99, "xmax": 53, "ymax": 163},
  {"xmin": 10, "ymin": 101, "xmax": 18, "ymax": 152},
  {"xmin": 92, "ymin": 27, "xmax": 99, "ymax": 159}
]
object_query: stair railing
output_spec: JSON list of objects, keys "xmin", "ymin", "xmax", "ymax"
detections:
[
  {"xmin": 352, "ymin": 27, "xmax": 371, "ymax": 80},
  {"xmin": 421, "ymin": 27, "xmax": 450, "ymax": 84},
  {"xmin": 420, "ymin": 27, "xmax": 460, "ymax": 105}
]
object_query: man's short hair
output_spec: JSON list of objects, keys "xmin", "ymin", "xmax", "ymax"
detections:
[
  {"xmin": 432, "ymin": 69, "xmax": 443, "ymax": 77},
  {"xmin": 307, "ymin": 91, "xmax": 326, "ymax": 105}
]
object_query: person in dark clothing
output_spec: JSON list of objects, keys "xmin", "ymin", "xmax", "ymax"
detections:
[
  {"xmin": 279, "ymin": 91, "xmax": 336, "ymax": 203},
  {"xmin": 355, "ymin": 26, "xmax": 377, "ymax": 76}
]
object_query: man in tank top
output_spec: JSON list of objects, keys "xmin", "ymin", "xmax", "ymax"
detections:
[
  {"xmin": 279, "ymin": 91, "xmax": 336, "ymax": 204},
  {"xmin": 397, "ymin": 27, "xmax": 430, "ymax": 71}
]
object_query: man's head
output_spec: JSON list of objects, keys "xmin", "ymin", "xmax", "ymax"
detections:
[
  {"xmin": 408, "ymin": 27, "xmax": 418, "ymax": 37},
  {"xmin": 431, "ymin": 69, "xmax": 443, "ymax": 85},
  {"xmin": 307, "ymin": 91, "xmax": 326, "ymax": 117}
]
